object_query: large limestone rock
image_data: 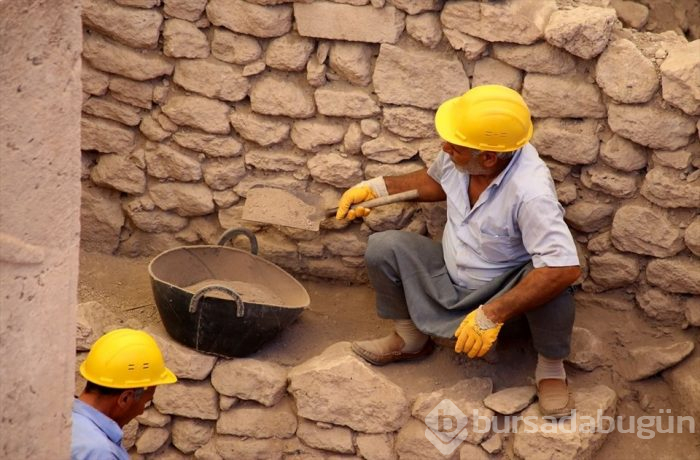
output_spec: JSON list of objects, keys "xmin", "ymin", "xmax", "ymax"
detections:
[
  {"xmin": 153, "ymin": 380, "xmax": 219, "ymax": 420},
  {"xmin": 229, "ymin": 105, "xmax": 290, "ymax": 146},
  {"xmin": 291, "ymin": 118, "xmax": 346, "ymax": 151},
  {"xmin": 596, "ymin": 39, "xmax": 659, "ymax": 103},
  {"xmin": 136, "ymin": 427, "xmax": 169, "ymax": 454},
  {"xmin": 162, "ymin": 18, "xmax": 209, "ymax": 59},
  {"xmin": 217, "ymin": 399, "xmax": 297, "ymax": 438},
  {"xmin": 265, "ymin": 32, "xmax": 315, "ymax": 72},
  {"xmin": 147, "ymin": 328, "xmax": 217, "ymax": 380},
  {"xmin": 171, "ymin": 418, "xmax": 214, "ymax": 454},
  {"xmin": 660, "ymin": 40, "xmax": 700, "ymax": 116},
  {"xmin": 483, "ymin": 386, "xmax": 536, "ymax": 415},
  {"xmin": 81, "ymin": 114, "xmax": 136, "ymax": 155},
  {"xmin": 564, "ymin": 201, "xmax": 614, "ymax": 232},
  {"xmin": 82, "ymin": 0, "xmax": 163, "ymax": 49},
  {"xmin": 162, "ymin": 95, "xmax": 231, "ymax": 134},
  {"xmin": 287, "ymin": 342, "xmax": 410, "ymax": 433},
  {"xmin": 145, "ymin": 143, "xmax": 202, "ymax": 182},
  {"xmin": 210, "ymin": 358, "xmax": 287, "ymax": 406},
  {"xmin": 544, "ymin": 6, "xmax": 616, "ymax": 59},
  {"xmin": 611, "ymin": 205, "xmax": 684, "ymax": 257},
  {"xmin": 136, "ymin": 407, "xmax": 171, "ymax": 428},
  {"xmin": 172, "ymin": 130, "xmax": 243, "ymax": 158},
  {"xmin": 382, "ymin": 106, "xmax": 436, "ymax": 139},
  {"xmin": 373, "ymin": 44, "xmax": 469, "ymax": 110},
  {"xmin": 646, "ymin": 256, "xmax": 700, "ymax": 295},
  {"xmin": 90, "ymin": 154, "xmax": 146, "ymax": 194},
  {"xmin": 395, "ymin": 418, "xmax": 459, "ymax": 460},
  {"xmin": 244, "ymin": 148, "xmax": 307, "ymax": 173},
  {"xmin": 123, "ymin": 198, "xmax": 189, "ymax": 233},
  {"xmin": 140, "ymin": 114, "xmax": 170, "ymax": 142},
  {"xmin": 207, "ymin": 0, "xmax": 292, "ymax": 38},
  {"xmin": 315, "ymin": 83, "xmax": 381, "ymax": 118},
  {"xmin": 611, "ymin": 0, "xmax": 649, "ymax": 29},
  {"xmin": 294, "ymin": 2, "xmax": 405, "ymax": 44},
  {"xmin": 580, "ymin": 164, "xmax": 639, "ymax": 198},
  {"xmin": 663, "ymin": 354, "xmax": 700, "ymax": 420},
  {"xmin": 250, "ymin": 73, "xmax": 316, "ymax": 118},
  {"xmin": 362, "ymin": 132, "xmax": 419, "ymax": 164},
  {"xmin": 173, "ymin": 58, "xmax": 249, "ymax": 102},
  {"xmin": 641, "ymin": 165, "xmax": 700, "ymax": 209},
  {"xmin": 513, "ymin": 385, "xmax": 617, "ymax": 460},
  {"xmin": 80, "ymin": 183, "xmax": 124, "ymax": 252},
  {"xmin": 83, "ymin": 32, "xmax": 173, "ymax": 81},
  {"xmin": 149, "ymin": 182, "xmax": 215, "ymax": 216},
  {"xmin": 635, "ymin": 287, "xmax": 686, "ymax": 325},
  {"xmin": 164, "ymin": 0, "xmax": 208, "ymax": 21},
  {"xmin": 566, "ymin": 326, "xmax": 606, "ymax": 371},
  {"xmin": 83, "ymin": 95, "xmax": 142, "ymax": 127},
  {"xmin": 588, "ymin": 251, "xmax": 640, "ymax": 289},
  {"xmin": 523, "ymin": 74, "xmax": 606, "ymax": 118},
  {"xmin": 441, "ymin": 0, "xmax": 556, "ymax": 45},
  {"xmin": 599, "ymin": 134, "xmax": 647, "ymax": 172},
  {"xmin": 472, "ymin": 57, "xmax": 523, "ymax": 91},
  {"xmin": 624, "ymin": 341, "xmax": 695, "ymax": 381},
  {"xmin": 607, "ymin": 99, "xmax": 697, "ymax": 150},
  {"xmin": 296, "ymin": 418, "xmax": 354, "ymax": 454},
  {"xmin": 653, "ymin": 143, "xmax": 697, "ymax": 170},
  {"xmin": 531, "ymin": 118, "xmax": 600, "ymax": 165},
  {"xmin": 491, "ymin": 41, "xmax": 576, "ymax": 75},
  {"xmin": 355, "ymin": 433, "xmax": 396, "ymax": 460},
  {"xmin": 328, "ymin": 42, "xmax": 374, "ymax": 86},
  {"xmin": 202, "ymin": 158, "xmax": 247, "ymax": 190},
  {"xmin": 308, "ymin": 152, "xmax": 363, "ymax": 188},
  {"xmin": 109, "ymin": 77, "xmax": 154, "ymax": 110},
  {"xmin": 211, "ymin": 28, "xmax": 263, "ymax": 65}
]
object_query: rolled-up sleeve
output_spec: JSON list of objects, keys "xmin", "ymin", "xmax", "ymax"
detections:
[{"xmin": 517, "ymin": 195, "xmax": 580, "ymax": 268}]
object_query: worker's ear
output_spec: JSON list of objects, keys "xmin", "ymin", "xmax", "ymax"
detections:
[
  {"xmin": 116, "ymin": 389, "xmax": 134, "ymax": 408},
  {"xmin": 481, "ymin": 151, "xmax": 499, "ymax": 168}
]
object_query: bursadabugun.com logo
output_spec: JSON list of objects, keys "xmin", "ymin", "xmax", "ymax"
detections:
[{"xmin": 424, "ymin": 398, "xmax": 697, "ymax": 455}]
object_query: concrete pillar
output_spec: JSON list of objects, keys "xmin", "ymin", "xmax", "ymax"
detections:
[{"xmin": 0, "ymin": 1, "xmax": 82, "ymax": 458}]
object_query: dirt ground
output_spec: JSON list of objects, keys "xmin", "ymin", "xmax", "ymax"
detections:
[{"xmin": 78, "ymin": 250, "xmax": 699, "ymax": 459}]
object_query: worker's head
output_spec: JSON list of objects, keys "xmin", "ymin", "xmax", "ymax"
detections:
[
  {"xmin": 80, "ymin": 329, "xmax": 177, "ymax": 426},
  {"xmin": 435, "ymin": 85, "xmax": 533, "ymax": 175}
]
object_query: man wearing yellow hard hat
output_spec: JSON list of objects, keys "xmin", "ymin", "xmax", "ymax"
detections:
[
  {"xmin": 71, "ymin": 329, "xmax": 177, "ymax": 459},
  {"xmin": 337, "ymin": 85, "xmax": 581, "ymax": 417}
]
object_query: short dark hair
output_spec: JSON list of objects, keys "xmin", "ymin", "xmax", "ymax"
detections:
[{"xmin": 84, "ymin": 381, "xmax": 125, "ymax": 396}]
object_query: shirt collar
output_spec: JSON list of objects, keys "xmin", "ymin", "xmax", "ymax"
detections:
[
  {"xmin": 73, "ymin": 398, "xmax": 123, "ymax": 445},
  {"xmin": 488, "ymin": 147, "xmax": 523, "ymax": 189}
]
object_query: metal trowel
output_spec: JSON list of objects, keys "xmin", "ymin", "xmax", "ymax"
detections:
[{"xmin": 242, "ymin": 186, "xmax": 419, "ymax": 231}]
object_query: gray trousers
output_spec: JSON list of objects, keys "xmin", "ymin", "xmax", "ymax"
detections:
[{"xmin": 365, "ymin": 230, "xmax": 575, "ymax": 359}]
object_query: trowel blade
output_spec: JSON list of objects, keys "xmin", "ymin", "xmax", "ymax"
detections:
[{"xmin": 242, "ymin": 186, "xmax": 329, "ymax": 231}]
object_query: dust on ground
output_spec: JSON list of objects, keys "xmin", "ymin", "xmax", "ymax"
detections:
[{"xmin": 78, "ymin": 250, "xmax": 700, "ymax": 458}]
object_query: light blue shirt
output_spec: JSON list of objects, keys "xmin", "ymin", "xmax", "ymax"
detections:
[
  {"xmin": 427, "ymin": 143, "xmax": 579, "ymax": 289},
  {"xmin": 71, "ymin": 399, "xmax": 129, "ymax": 460}
]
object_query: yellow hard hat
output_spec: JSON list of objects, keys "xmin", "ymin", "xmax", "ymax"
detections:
[
  {"xmin": 435, "ymin": 85, "xmax": 533, "ymax": 152},
  {"xmin": 80, "ymin": 329, "xmax": 177, "ymax": 389}
]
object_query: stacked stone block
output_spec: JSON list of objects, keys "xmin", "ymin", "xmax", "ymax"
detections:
[{"xmin": 80, "ymin": 2, "xmax": 699, "ymax": 327}]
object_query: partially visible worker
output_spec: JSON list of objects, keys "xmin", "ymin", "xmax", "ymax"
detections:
[
  {"xmin": 71, "ymin": 329, "xmax": 177, "ymax": 460},
  {"xmin": 336, "ymin": 85, "xmax": 581, "ymax": 417}
]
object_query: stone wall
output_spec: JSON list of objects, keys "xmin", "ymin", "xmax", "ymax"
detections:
[
  {"xmin": 1, "ymin": 1, "xmax": 83, "ymax": 458},
  {"xmin": 80, "ymin": 1, "xmax": 699, "ymax": 320}
]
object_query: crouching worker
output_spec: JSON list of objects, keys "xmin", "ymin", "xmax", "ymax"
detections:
[
  {"xmin": 72, "ymin": 329, "xmax": 177, "ymax": 459},
  {"xmin": 336, "ymin": 85, "xmax": 581, "ymax": 417}
]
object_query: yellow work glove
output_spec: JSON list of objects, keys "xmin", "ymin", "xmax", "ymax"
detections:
[
  {"xmin": 336, "ymin": 177, "xmax": 388, "ymax": 221},
  {"xmin": 454, "ymin": 306, "xmax": 503, "ymax": 359}
]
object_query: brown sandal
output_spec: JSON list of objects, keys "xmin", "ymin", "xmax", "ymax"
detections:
[
  {"xmin": 351, "ymin": 337, "xmax": 435, "ymax": 366},
  {"xmin": 537, "ymin": 378, "xmax": 574, "ymax": 418}
]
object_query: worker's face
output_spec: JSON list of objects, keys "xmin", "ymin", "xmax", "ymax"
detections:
[
  {"xmin": 442, "ymin": 142, "xmax": 492, "ymax": 175},
  {"xmin": 113, "ymin": 386, "xmax": 156, "ymax": 427}
]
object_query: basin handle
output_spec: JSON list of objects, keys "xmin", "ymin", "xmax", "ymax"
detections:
[
  {"xmin": 189, "ymin": 285, "xmax": 245, "ymax": 317},
  {"xmin": 217, "ymin": 228, "xmax": 258, "ymax": 255}
]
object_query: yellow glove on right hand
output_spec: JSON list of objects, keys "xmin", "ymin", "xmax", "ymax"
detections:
[
  {"xmin": 336, "ymin": 185, "xmax": 376, "ymax": 220},
  {"xmin": 454, "ymin": 306, "xmax": 503, "ymax": 359}
]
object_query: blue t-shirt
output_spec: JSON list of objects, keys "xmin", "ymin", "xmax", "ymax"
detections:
[
  {"xmin": 71, "ymin": 399, "xmax": 129, "ymax": 460},
  {"xmin": 427, "ymin": 143, "xmax": 579, "ymax": 289}
]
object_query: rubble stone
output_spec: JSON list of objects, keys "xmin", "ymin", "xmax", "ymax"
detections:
[
  {"xmin": 149, "ymin": 182, "xmax": 215, "ymax": 216},
  {"xmin": 684, "ymin": 217, "xmax": 700, "ymax": 256},
  {"xmin": 607, "ymin": 99, "xmax": 697, "ymax": 150},
  {"xmin": 663, "ymin": 354, "xmax": 700, "ymax": 420},
  {"xmin": 362, "ymin": 132, "xmax": 418, "ymax": 164},
  {"xmin": 296, "ymin": 418, "xmax": 354, "ymax": 454},
  {"xmin": 136, "ymin": 407, "xmax": 171, "ymax": 428},
  {"xmin": 147, "ymin": 328, "xmax": 217, "ymax": 380},
  {"xmin": 308, "ymin": 152, "xmax": 363, "ymax": 188},
  {"xmin": 145, "ymin": 144, "xmax": 202, "ymax": 182},
  {"xmin": 83, "ymin": 96, "xmax": 142, "ymax": 127},
  {"xmin": 355, "ymin": 433, "xmax": 395, "ymax": 460},
  {"xmin": 441, "ymin": 0, "xmax": 556, "ymax": 45},
  {"xmin": 164, "ymin": 0, "xmax": 207, "ymax": 21},
  {"xmin": 635, "ymin": 287, "xmax": 686, "ymax": 325},
  {"xmin": 163, "ymin": 19, "xmax": 210, "ymax": 59},
  {"xmin": 646, "ymin": 256, "xmax": 700, "ymax": 295},
  {"xmin": 388, "ymin": 0, "xmax": 441, "ymax": 15},
  {"xmin": 596, "ymin": 38, "xmax": 659, "ymax": 103},
  {"xmin": 136, "ymin": 427, "xmax": 170, "ymax": 454},
  {"xmin": 82, "ymin": 60, "xmax": 110, "ymax": 96},
  {"xmin": 172, "ymin": 130, "xmax": 243, "ymax": 158},
  {"xmin": 523, "ymin": 74, "xmax": 606, "ymax": 118},
  {"xmin": 90, "ymin": 153, "xmax": 145, "ymax": 195},
  {"xmin": 173, "ymin": 58, "xmax": 249, "ymax": 102},
  {"xmin": 329, "ymin": 42, "xmax": 374, "ymax": 86},
  {"xmin": 382, "ymin": 106, "xmax": 435, "ymax": 139},
  {"xmin": 641, "ymin": 166, "xmax": 700, "ymax": 209},
  {"xmin": 567, "ymin": 326, "xmax": 606, "ymax": 371},
  {"xmin": 294, "ymin": 2, "xmax": 404, "ymax": 43},
  {"xmin": 491, "ymin": 41, "xmax": 576, "ymax": 75},
  {"xmin": 265, "ymin": 32, "xmax": 315, "ymax": 72},
  {"xmin": 81, "ymin": 115, "xmax": 136, "ymax": 155},
  {"xmin": 172, "ymin": 418, "xmax": 214, "ymax": 455},
  {"xmin": 217, "ymin": 398, "xmax": 297, "ymax": 439},
  {"xmin": 364, "ymin": 203, "xmax": 418, "ymax": 232},
  {"xmin": 211, "ymin": 28, "xmax": 262, "ymax": 65},
  {"xmin": 211, "ymin": 358, "xmax": 287, "ymax": 406},
  {"xmin": 215, "ymin": 436, "xmax": 283, "ymax": 459},
  {"xmin": 207, "ymin": 0, "xmax": 292, "ymax": 38},
  {"xmin": 405, "ymin": 12, "xmax": 442, "ymax": 48},
  {"xmin": 442, "ymin": 28, "xmax": 488, "ymax": 60},
  {"xmin": 588, "ymin": 251, "xmax": 640, "ymax": 289},
  {"xmin": 373, "ymin": 44, "xmax": 468, "ymax": 110},
  {"xmin": 153, "ymin": 380, "xmax": 219, "ymax": 420},
  {"xmin": 611, "ymin": 0, "xmax": 649, "ymax": 29},
  {"xmin": 660, "ymin": 40, "xmax": 700, "ymax": 116},
  {"xmin": 531, "ymin": 118, "xmax": 600, "ymax": 165},
  {"xmin": 288, "ymin": 342, "xmax": 410, "ymax": 433},
  {"xmin": 162, "ymin": 95, "xmax": 231, "ymax": 134},
  {"xmin": 80, "ymin": 183, "xmax": 124, "ymax": 253},
  {"xmin": 483, "ymin": 386, "xmax": 536, "ymax": 415},
  {"xmin": 250, "ymin": 73, "xmax": 316, "ymax": 118},
  {"xmin": 653, "ymin": 144, "xmax": 696, "ymax": 170},
  {"xmin": 575, "ymin": 290, "xmax": 635, "ymax": 311},
  {"xmin": 76, "ymin": 301, "xmax": 121, "ymax": 351},
  {"xmin": 201, "ymin": 158, "xmax": 246, "ymax": 191},
  {"xmin": 396, "ymin": 418, "xmax": 459, "ymax": 460},
  {"xmin": 545, "ymin": 6, "xmax": 616, "ymax": 59},
  {"xmin": 229, "ymin": 105, "xmax": 290, "ymax": 146},
  {"xmin": 580, "ymin": 163, "xmax": 639, "ymax": 198},
  {"xmin": 599, "ymin": 134, "xmax": 647, "ymax": 172},
  {"xmin": 291, "ymin": 118, "xmax": 347, "ymax": 151},
  {"xmin": 82, "ymin": 0, "xmax": 163, "ymax": 49},
  {"xmin": 122, "ymin": 420, "xmax": 138, "ymax": 451},
  {"xmin": 513, "ymin": 386, "xmax": 617, "ymax": 459},
  {"xmin": 124, "ymin": 201, "xmax": 189, "ymax": 233},
  {"xmin": 83, "ymin": 32, "xmax": 173, "ymax": 81},
  {"xmin": 611, "ymin": 205, "xmax": 684, "ymax": 257},
  {"xmin": 109, "ymin": 77, "xmax": 153, "ymax": 109},
  {"xmin": 244, "ymin": 148, "xmax": 307, "ymax": 172},
  {"xmin": 564, "ymin": 201, "xmax": 615, "ymax": 232},
  {"xmin": 315, "ymin": 83, "xmax": 381, "ymax": 118},
  {"xmin": 626, "ymin": 341, "xmax": 695, "ymax": 381}
]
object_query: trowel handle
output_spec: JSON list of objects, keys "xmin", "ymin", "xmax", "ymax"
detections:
[{"xmin": 325, "ymin": 189, "xmax": 420, "ymax": 216}]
